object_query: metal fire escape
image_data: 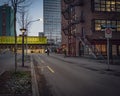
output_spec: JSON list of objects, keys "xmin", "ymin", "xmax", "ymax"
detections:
[
  {"xmin": 62, "ymin": 0, "xmax": 104, "ymax": 59},
  {"xmin": 62, "ymin": 0, "xmax": 85, "ymax": 56},
  {"xmin": 76, "ymin": 36, "xmax": 105, "ymax": 59},
  {"xmin": 62, "ymin": 0, "xmax": 84, "ymax": 56}
]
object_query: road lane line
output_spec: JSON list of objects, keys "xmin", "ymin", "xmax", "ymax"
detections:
[
  {"xmin": 41, "ymin": 60, "xmax": 45, "ymax": 64},
  {"xmin": 38, "ymin": 58, "xmax": 54, "ymax": 73},
  {"xmin": 47, "ymin": 66, "xmax": 55, "ymax": 73}
]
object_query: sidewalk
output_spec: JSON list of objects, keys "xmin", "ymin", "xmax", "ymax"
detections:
[
  {"xmin": 0, "ymin": 51, "xmax": 40, "ymax": 96},
  {"xmin": 50, "ymin": 53, "xmax": 120, "ymax": 75},
  {"xmin": 0, "ymin": 52, "xmax": 31, "ymax": 74}
]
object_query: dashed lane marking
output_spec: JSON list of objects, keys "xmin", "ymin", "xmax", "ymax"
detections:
[
  {"xmin": 39, "ymin": 58, "xmax": 55, "ymax": 73},
  {"xmin": 47, "ymin": 66, "xmax": 55, "ymax": 73},
  {"xmin": 41, "ymin": 60, "xmax": 45, "ymax": 64}
]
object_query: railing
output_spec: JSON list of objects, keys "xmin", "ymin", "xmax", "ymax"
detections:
[
  {"xmin": 76, "ymin": 36, "xmax": 105, "ymax": 59},
  {"xmin": 64, "ymin": 0, "xmax": 84, "ymax": 6},
  {"xmin": 62, "ymin": 6, "xmax": 71, "ymax": 20},
  {"xmin": 64, "ymin": 0, "xmax": 74, "ymax": 4},
  {"xmin": 73, "ymin": 0, "xmax": 84, "ymax": 6}
]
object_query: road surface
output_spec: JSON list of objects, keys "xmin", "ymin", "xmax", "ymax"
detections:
[{"xmin": 32, "ymin": 54, "xmax": 120, "ymax": 96}]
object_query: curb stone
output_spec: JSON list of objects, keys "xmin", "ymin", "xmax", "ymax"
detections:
[{"xmin": 31, "ymin": 55, "xmax": 40, "ymax": 96}]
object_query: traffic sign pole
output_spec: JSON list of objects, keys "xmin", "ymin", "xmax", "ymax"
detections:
[
  {"xmin": 107, "ymin": 38, "xmax": 110, "ymax": 70},
  {"xmin": 105, "ymin": 28, "xmax": 112, "ymax": 71}
]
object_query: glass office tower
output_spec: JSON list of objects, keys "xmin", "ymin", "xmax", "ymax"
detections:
[
  {"xmin": 43, "ymin": 0, "xmax": 61, "ymax": 45},
  {"xmin": 0, "ymin": 4, "xmax": 14, "ymax": 36}
]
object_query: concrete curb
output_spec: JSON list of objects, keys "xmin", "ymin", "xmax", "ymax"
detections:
[
  {"xmin": 0, "ymin": 70, "xmax": 5, "ymax": 76},
  {"xmin": 31, "ymin": 55, "xmax": 40, "ymax": 96}
]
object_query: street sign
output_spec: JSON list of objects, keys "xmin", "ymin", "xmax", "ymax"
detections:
[
  {"xmin": 105, "ymin": 28, "xmax": 112, "ymax": 38},
  {"xmin": 101, "ymin": 25, "xmax": 116, "ymax": 29}
]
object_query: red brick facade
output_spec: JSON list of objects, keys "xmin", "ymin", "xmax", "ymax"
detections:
[{"xmin": 61, "ymin": 0, "xmax": 120, "ymax": 58}]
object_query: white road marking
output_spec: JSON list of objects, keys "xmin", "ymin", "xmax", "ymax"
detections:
[
  {"xmin": 39, "ymin": 58, "xmax": 54, "ymax": 73},
  {"xmin": 41, "ymin": 60, "xmax": 45, "ymax": 64},
  {"xmin": 47, "ymin": 66, "xmax": 55, "ymax": 73}
]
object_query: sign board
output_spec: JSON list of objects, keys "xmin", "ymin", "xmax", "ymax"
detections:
[
  {"xmin": 0, "ymin": 36, "xmax": 47, "ymax": 44},
  {"xmin": 101, "ymin": 25, "xmax": 116, "ymax": 29},
  {"xmin": 105, "ymin": 28, "xmax": 112, "ymax": 38}
]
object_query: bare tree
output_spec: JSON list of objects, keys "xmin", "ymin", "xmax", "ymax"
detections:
[
  {"xmin": 0, "ymin": 0, "xmax": 33, "ymax": 71},
  {"xmin": 17, "ymin": 6, "xmax": 32, "ymax": 56},
  {"xmin": 9, "ymin": 0, "xmax": 32, "ymax": 72},
  {"xmin": 18, "ymin": 7, "xmax": 32, "ymax": 31}
]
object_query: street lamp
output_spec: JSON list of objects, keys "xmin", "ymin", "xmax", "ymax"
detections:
[
  {"xmin": 25, "ymin": 19, "xmax": 41, "ymax": 55},
  {"xmin": 20, "ymin": 28, "xmax": 26, "ymax": 67}
]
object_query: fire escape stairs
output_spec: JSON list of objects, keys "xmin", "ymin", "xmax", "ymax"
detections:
[
  {"xmin": 64, "ymin": 0, "xmax": 74, "ymax": 4},
  {"xmin": 72, "ymin": 0, "xmax": 84, "ymax": 6},
  {"xmin": 76, "ymin": 36, "xmax": 105, "ymax": 59},
  {"xmin": 62, "ymin": 6, "xmax": 71, "ymax": 20}
]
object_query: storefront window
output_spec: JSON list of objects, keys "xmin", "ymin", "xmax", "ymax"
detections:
[
  {"xmin": 95, "ymin": 44, "xmax": 107, "ymax": 55},
  {"xmin": 112, "ymin": 45, "xmax": 117, "ymax": 55}
]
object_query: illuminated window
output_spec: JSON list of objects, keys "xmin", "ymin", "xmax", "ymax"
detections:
[
  {"xmin": 94, "ymin": 0, "xmax": 120, "ymax": 12},
  {"xmin": 117, "ymin": 21, "xmax": 120, "ymax": 31},
  {"xmin": 95, "ymin": 44, "xmax": 107, "ymax": 55},
  {"xmin": 112, "ymin": 45, "xmax": 117, "ymax": 55},
  {"xmin": 94, "ymin": 20, "xmax": 120, "ymax": 32}
]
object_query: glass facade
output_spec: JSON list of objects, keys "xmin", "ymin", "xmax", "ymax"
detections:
[
  {"xmin": 43, "ymin": 0, "xmax": 61, "ymax": 44},
  {"xmin": 0, "ymin": 4, "xmax": 14, "ymax": 36},
  {"xmin": 94, "ymin": 0, "xmax": 120, "ymax": 12}
]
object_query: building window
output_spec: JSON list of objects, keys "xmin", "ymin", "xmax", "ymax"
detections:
[
  {"xmin": 112, "ymin": 45, "xmax": 117, "ymax": 55},
  {"xmin": 94, "ymin": 0, "xmax": 120, "ymax": 12},
  {"xmin": 95, "ymin": 44, "xmax": 107, "ymax": 55},
  {"xmin": 94, "ymin": 20, "xmax": 120, "ymax": 32}
]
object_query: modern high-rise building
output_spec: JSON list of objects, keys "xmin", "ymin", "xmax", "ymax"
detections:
[
  {"xmin": 0, "ymin": 4, "xmax": 14, "ymax": 36},
  {"xmin": 62, "ymin": 0, "xmax": 120, "ymax": 58},
  {"xmin": 43, "ymin": 0, "xmax": 61, "ymax": 45}
]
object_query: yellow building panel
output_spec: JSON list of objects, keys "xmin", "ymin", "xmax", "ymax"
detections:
[{"xmin": 0, "ymin": 36, "xmax": 47, "ymax": 44}]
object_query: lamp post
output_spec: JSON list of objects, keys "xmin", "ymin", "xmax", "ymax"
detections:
[
  {"xmin": 20, "ymin": 28, "xmax": 26, "ymax": 67},
  {"xmin": 25, "ymin": 19, "xmax": 41, "ymax": 55}
]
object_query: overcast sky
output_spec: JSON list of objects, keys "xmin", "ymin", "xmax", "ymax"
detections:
[
  {"xmin": 27, "ymin": 0, "xmax": 43, "ymax": 36},
  {"xmin": 0, "ymin": 0, "xmax": 43, "ymax": 36}
]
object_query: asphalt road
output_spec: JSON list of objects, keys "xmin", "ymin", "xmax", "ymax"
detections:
[{"xmin": 33, "ymin": 54, "xmax": 120, "ymax": 96}]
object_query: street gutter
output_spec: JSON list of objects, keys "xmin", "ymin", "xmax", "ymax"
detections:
[{"xmin": 31, "ymin": 55, "xmax": 40, "ymax": 96}]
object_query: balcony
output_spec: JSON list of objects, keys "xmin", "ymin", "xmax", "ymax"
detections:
[
  {"xmin": 62, "ymin": 26, "xmax": 69, "ymax": 35},
  {"xmin": 80, "ymin": 19, "xmax": 85, "ymax": 23},
  {"xmin": 64, "ymin": 0, "xmax": 74, "ymax": 4},
  {"xmin": 70, "ymin": 0, "xmax": 84, "ymax": 7},
  {"xmin": 63, "ymin": 29, "xmax": 69, "ymax": 35},
  {"xmin": 62, "ymin": 6, "xmax": 71, "ymax": 20},
  {"xmin": 71, "ymin": 16, "xmax": 85, "ymax": 25},
  {"xmin": 71, "ymin": 18, "xmax": 80, "ymax": 25},
  {"xmin": 80, "ymin": 11, "xmax": 85, "ymax": 23},
  {"xmin": 75, "ymin": 0, "xmax": 84, "ymax": 6},
  {"xmin": 62, "ymin": 11, "xmax": 71, "ymax": 20},
  {"xmin": 62, "ymin": 24, "xmax": 72, "ymax": 35}
]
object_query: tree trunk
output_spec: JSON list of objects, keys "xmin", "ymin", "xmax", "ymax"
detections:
[{"xmin": 14, "ymin": 10, "xmax": 17, "ymax": 72}]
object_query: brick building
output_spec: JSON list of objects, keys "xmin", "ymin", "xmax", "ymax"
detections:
[{"xmin": 61, "ymin": 0, "xmax": 120, "ymax": 59}]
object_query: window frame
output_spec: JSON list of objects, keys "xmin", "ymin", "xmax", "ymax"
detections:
[
  {"xmin": 93, "ymin": 0, "xmax": 120, "ymax": 13},
  {"xmin": 92, "ymin": 19, "xmax": 120, "ymax": 32}
]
